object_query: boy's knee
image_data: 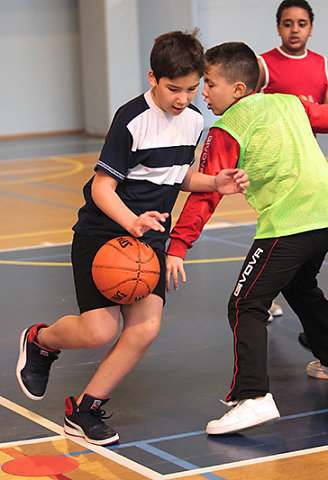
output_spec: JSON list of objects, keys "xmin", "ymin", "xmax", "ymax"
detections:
[
  {"xmin": 135, "ymin": 316, "xmax": 161, "ymax": 345},
  {"xmin": 81, "ymin": 324, "xmax": 119, "ymax": 349}
]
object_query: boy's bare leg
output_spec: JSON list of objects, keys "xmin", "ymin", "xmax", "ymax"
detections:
[
  {"xmin": 78, "ymin": 294, "xmax": 163, "ymax": 401},
  {"xmin": 37, "ymin": 307, "xmax": 121, "ymax": 351},
  {"xmin": 37, "ymin": 294, "xmax": 163, "ymax": 401}
]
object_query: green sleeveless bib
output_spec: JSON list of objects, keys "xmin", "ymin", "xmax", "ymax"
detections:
[{"xmin": 213, "ymin": 93, "xmax": 328, "ymax": 238}]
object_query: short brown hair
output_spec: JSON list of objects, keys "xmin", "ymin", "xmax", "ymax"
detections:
[
  {"xmin": 205, "ymin": 42, "xmax": 260, "ymax": 91},
  {"xmin": 150, "ymin": 30, "xmax": 205, "ymax": 81}
]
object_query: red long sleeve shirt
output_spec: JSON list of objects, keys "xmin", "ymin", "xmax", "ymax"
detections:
[{"xmin": 167, "ymin": 95, "xmax": 328, "ymax": 259}]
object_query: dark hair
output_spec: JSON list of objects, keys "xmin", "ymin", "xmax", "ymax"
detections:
[
  {"xmin": 205, "ymin": 42, "xmax": 260, "ymax": 91},
  {"xmin": 150, "ymin": 30, "xmax": 205, "ymax": 81},
  {"xmin": 276, "ymin": 0, "xmax": 314, "ymax": 24}
]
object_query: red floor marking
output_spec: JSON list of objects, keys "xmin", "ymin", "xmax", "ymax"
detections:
[{"xmin": 1, "ymin": 455, "xmax": 78, "ymax": 477}]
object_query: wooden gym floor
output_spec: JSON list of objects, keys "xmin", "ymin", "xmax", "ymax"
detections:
[{"xmin": 0, "ymin": 133, "xmax": 328, "ymax": 479}]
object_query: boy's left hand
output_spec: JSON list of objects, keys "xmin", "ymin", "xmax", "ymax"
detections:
[
  {"xmin": 165, "ymin": 255, "xmax": 186, "ymax": 292},
  {"xmin": 215, "ymin": 168, "xmax": 249, "ymax": 195}
]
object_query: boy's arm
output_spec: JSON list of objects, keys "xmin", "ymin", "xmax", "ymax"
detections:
[
  {"xmin": 167, "ymin": 129, "xmax": 240, "ymax": 258},
  {"xmin": 92, "ymin": 170, "xmax": 168, "ymax": 237},
  {"xmin": 180, "ymin": 168, "xmax": 248, "ymax": 195},
  {"xmin": 299, "ymin": 97, "xmax": 328, "ymax": 133},
  {"xmin": 166, "ymin": 129, "xmax": 240, "ymax": 291}
]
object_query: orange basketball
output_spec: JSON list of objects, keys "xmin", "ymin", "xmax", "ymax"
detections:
[{"xmin": 92, "ymin": 236, "xmax": 160, "ymax": 304}]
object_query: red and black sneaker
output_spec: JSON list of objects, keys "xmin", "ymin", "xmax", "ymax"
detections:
[
  {"xmin": 64, "ymin": 394, "xmax": 119, "ymax": 445},
  {"xmin": 16, "ymin": 324, "xmax": 60, "ymax": 400}
]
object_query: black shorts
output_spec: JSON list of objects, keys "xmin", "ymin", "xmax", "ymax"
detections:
[{"xmin": 71, "ymin": 233, "xmax": 166, "ymax": 314}]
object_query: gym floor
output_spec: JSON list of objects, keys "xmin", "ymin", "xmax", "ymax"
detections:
[{"xmin": 0, "ymin": 134, "xmax": 328, "ymax": 479}]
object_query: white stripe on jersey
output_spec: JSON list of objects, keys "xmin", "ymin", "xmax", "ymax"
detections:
[
  {"xmin": 127, "ymin": 163, "xmax": 190, "ymax": 185},
  {"xmin": 97, "ymin": 161, "xmax": 125, "ymax": 180},
  {"xmin": 127, "ymin": 90, "xmax": 203, "ymax": 152}
]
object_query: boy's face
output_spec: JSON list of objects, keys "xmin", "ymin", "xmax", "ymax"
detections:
[
  {"xmin": 202, "ymin": 64, "xmax": 237, "ymax": 116},
  {"xmin": 277, "ymin": 7, "xmax": 313, "ymax": 56},
  {"xmin": 149, "ymin": 71, "xmax": 200, "ymax": 116}
]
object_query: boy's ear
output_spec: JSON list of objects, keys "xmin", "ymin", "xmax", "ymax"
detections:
[
  {"xmin": 233, "ymin": 81, "xmax": 247, "ymax": 99},
  {"xmin": 148, "ymin": 70, "xmax": 158, "ymax": 88},
  {"xmin": 277, "ymin": 24, "xmax": 282, "ymax": 37}
]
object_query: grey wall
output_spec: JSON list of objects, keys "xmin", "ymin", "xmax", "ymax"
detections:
[
  {"xmin": 78, "ymin": 0, "xmax": 142, "ymax": 136},
  {"xmin": 0, "ymin": 0, "xmax": 83, "ymax": 136},
  {"xmin": 1, "ymin": 0, "xmax": 327, "ymax": 137}
]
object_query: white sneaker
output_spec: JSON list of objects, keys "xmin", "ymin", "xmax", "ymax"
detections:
[
  {"xmin": 306, "ymin": 361, "xmax": 328, "ymax": 379},
  {"xmin": 267, "ymin": 313, "xmax": 274, "ymax": 322},
  {"xmin": 206, "ymin": 393, "xmax": 280, "ymax": 435},
  {"xmin": 267, "ymin": 302, "xmax": 283, "ymax": 322},
  {"xmin": 268, "ymin": 302, "xmax": 283, "ymax": 317}
]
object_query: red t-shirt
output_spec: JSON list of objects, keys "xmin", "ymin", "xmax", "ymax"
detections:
[{"xmin": 259, "ymin": 47, "xmax": 328, "ymax": 104}]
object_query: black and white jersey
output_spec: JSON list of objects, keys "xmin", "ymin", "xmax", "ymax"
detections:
[{"xmin": 73, "ymin": 90, "xmax": 203, "ymax": 250}]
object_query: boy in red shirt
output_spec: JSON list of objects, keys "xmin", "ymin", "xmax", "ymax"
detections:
[
  {"xmin": 166, "ymin": 42, "xmax": 328, "ymax": 434},
  {"xmin": 257, "ymin": 0, "xmax": 328, "ymax": 104}
]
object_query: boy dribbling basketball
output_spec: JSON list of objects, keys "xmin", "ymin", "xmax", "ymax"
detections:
[{"xmin": 16, "ymin": 31, "xmax": 249, "ymax": 445}]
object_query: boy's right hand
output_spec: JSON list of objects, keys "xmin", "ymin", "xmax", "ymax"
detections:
[
  {"xmin": 131, "ymin": 211, "xmax": 169, "ymax": 238},
  {"xmin": 165, "ymin": 255, "xmax": 186, "ymax": 292}
]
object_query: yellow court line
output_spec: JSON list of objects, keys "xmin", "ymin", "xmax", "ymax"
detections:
[
  {"xmin": 0, "ymin": 228, "xmax": 72, "ymax": 240},
  {"xmin": 185, "ymin": 256, "xmax": 245, "ymax": 264},
  {"xmin": 0, "ymin": 156, "xmax": 85, "ymax": 186},
  {"xmin": 0, "ymin": 257, "xmax": 245, "ymax": 267},
  {"xmin": 0, "ymin": 260, "xmax": 71, "ymax": 266}
]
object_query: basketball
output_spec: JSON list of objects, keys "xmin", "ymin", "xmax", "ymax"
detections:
[{"xmin": 92, "ymin": 236, "xmax": 160, "ymax": 304}]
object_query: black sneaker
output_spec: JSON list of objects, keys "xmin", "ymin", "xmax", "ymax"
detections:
[
  {"xmin": 64, "ymin": 394, "xmax": 119, "ymax": 445},
  {"xmin": 16, "ymin": 324, "xmax": 60, "ymax": 400}
]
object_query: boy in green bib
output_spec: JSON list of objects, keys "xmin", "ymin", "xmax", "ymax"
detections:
[{"xmin": 166, "ymin": 42, "xmax": 328, "ymax": 434}]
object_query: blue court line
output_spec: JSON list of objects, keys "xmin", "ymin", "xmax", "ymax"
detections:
[
  {"xmin": 6, "ymin": 253, "xmax": 72, "ymax": 262},
  {"xmin": 110, "ymin": 408, "xmax": 328, "ymax": 451},
  {"xmin": 60, "ymin": 442, "xmax": 226, "ymax": 480},
  {"xmin": 58, "ymin": 408, "xmax": 328, "ymax": 478},
  {"xmin": 136, "ymin": 442, "xmax": 226, "ymax": 479},
  {"xmin": 216, "ymin": 231, "xmax": 256, "ymax": 240},
  {"xmin": 0, "ymin": 190, "xmax": 77, "ymax": 210},
  {"xmin": 199, "ymin": 233, "xmax": 251, "ymax": 249},
  {"xmin": 29, "ymin": 181, "xmax": 81, "ymax": 193},
  {"xmin": 281, "ymin": 408, "xmax": 328, "ymax": 420}
]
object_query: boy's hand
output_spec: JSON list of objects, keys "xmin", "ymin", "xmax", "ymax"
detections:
[
  {"xmin": 215, "ymin": 168, "xmax": 249, "ymax": 195},
  {"xmin": 131, "ymin": 211, "xmax": 169, "ymax": 237},
  {"xmin": 165, "ymin": 255, "xmax": 186, "ymax": 292},
  {"xmin": 299, "ymin": 94, "xmax": 315, "ymax": 103}
]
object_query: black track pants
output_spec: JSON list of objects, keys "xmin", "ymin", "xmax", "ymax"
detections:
[{"xmin": 226, "ymin": 228, "xmax": 328, "ymax": 402}]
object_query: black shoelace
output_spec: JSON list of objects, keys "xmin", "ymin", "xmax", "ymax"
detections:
[{"xmin": 91, "ymin": 408, "xmax": 113, "ymax": 422}]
